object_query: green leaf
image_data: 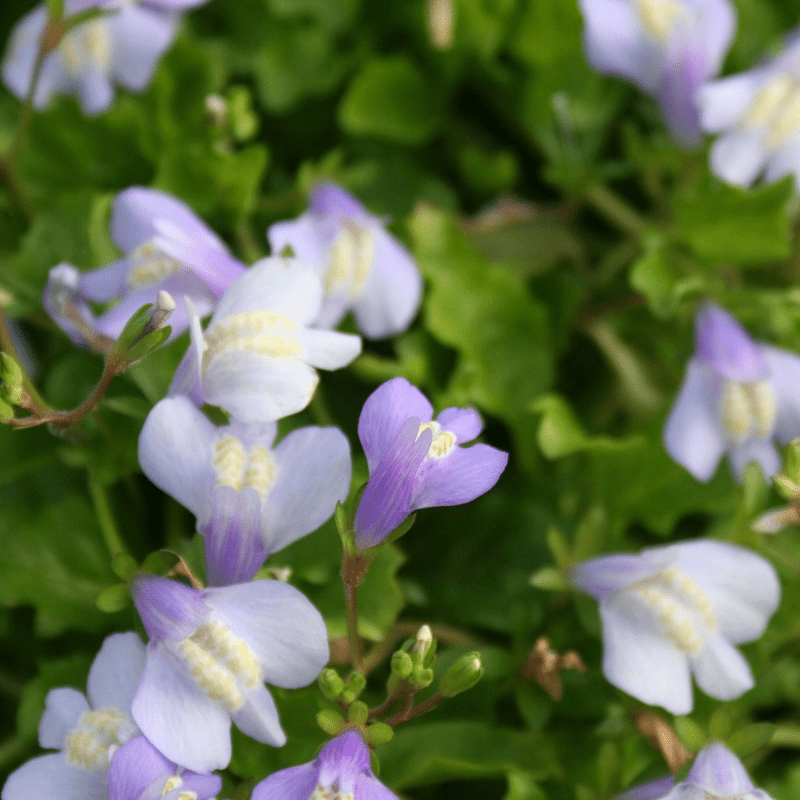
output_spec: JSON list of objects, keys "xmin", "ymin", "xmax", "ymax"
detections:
[
  {"xmin": 339, "ymin": 56, "xmax": 443, "ymax": 145},
  {"xmin": 673, "ymin": 175, "xmax": 794, "ymax": 264},
  {"xmin": 95, "ymin": 583, "xmax": 130, "ymax": 613},
  {"xmin": 727, "ymin": 723, "xmax": 776, "ymax": 756}
]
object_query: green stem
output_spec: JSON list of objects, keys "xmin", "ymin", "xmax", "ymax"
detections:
[
  {"xmin": 585, "ymin": 183, "xmax": 648, "ymax": 238},
  {"xmin": 88, "ymin": 469, "xmax": 127, "ymax": 558},
  {"xmin": 235, "ymin": 221, "xmax": 264, "ymax": 264},
  {"xmin": 344, "ymin": 578, "xmax": 363, "ymax": 671}
]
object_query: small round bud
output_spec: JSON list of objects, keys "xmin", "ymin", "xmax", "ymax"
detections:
[
  {"xmin": 204, "ymin": 93, "xmax": 228, "ymax": 127},
  {"xmin": 318, "ymin": 668, "xmax": 345, "ymax": 701},
  {"xmin": 348, "ymin": 671, "xmax": 367, "ymax": 696},
  {"xmin": 408, "ymin": 666, "xmax": 435, "ymax": 690},
  {"xmin": 439, "ymin": 652, "xmax": 483, "ymax": 697},
  {"xmin": 347, "ymin": 700, "xmax": 369, "ymax": 726},
  {"xmin": 413, "ymin": 625, "xmax": 433, "ymax": 661},
  {"xmin": 365, "ymin": 722, "xmax": 395, "ymax": 747},
  {"xmin": 773, "ymin": 475, "xmax": 799, "ymax": 501},
  {"xmin": 316, "ymin": 709, "xmax": 346, "ymax": 736},
  {"xmin": 391, "ymin": 651, "xmax": 414, "ymax": 679}
]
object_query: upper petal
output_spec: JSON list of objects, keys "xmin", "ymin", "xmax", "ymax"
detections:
[
  {"xmin": 203, "ymin": 580, "xmax": 329, "ymax": 689},
  {"xmin": 132, "ymin": 576, "xmax": 209, "ymax": 642},
  {"xmin": 685, "ymin": 741, "xmax": 756, "ymax": 795},
  {"xmin": 694, "ymin": 302, "xmax": 767, "ymax": 381},
  {"xmin": 251, "ymin": 763, "xmax": 320, "ymax": 800},
  {"xmin": 267, "ymin": 214, "xmax": 334, "ymax": 273},
  {"xmin": 131, "ymin": 642, "xmax": 232, "ymax": 773},
  {"xmin": 309, "ymin": 183, "xmax": 368, "ymax": 219},
  {"xmin": 435, "ymin": 406, "xmax": 483, "ymax": 442},
  {"xmin": 86, "ymin": 631, "xmax": 147, "ymax": 713},
  {"xmin": 358, "ymin": 377, "xmax": 434, "ymax": 473},
  {"xmin": 762, "ymin": 344, "xmax": 800, "ymax": 443},
  {"xmin": 698, "ymin": 71, "xmax": 763, "ymax": 132},
  {"xmin": 354, "ymin": 775, "xmax": 404, "ymax": 800},
  {"xmin": 614, "ymin": 777, "xmax": 676, "ymax": 800},
  {"xmin": 107, "ymin": 735, "xmax": 174, "ymax": 800},
  {"xmin": 663, "ymin": 358, "xmax": 726, "ymax": 482},
  {"xmin": 571, "ymin": 550, "xmax": 676, "ymax": 601}
]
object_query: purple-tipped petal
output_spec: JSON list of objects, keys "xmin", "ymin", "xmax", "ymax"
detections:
[
  {"xmin": 86, "ymin": 631, "xmax": 147, "ymax": 713},
  {"xmin": 663, "ymin": 358, "xmax": 726, "ymax": 482},
  {"xmin": 358, "ymin": 378, "xmax": 434, "ymax": 472},
  {"xmin": 762, "ymin": 345, "xmax": 800, "ymax": 443},
  {"xmin": 38, "ymin": 688, "xmax": 90, "ymax": 750},
  {"xmin": 251, "ymin": 763, "xmax": 319, "ymax": 800},
  {"xmin": 319, "ymin": 729, "xmax": 371, "ymax": 775},
  {"xmin": 685, "ymin": 742, "xmax": 756, "ymax": 795},
  {"xmin": 230, "ymin": 684, "xmax": 285, "ymax": 746},
  {"xmin": 262, "ymin": 426, "xmax": 352, "ymax": 555},
  {"xmin": 354, "ymin": 418, "xmax": 432, "ymax": 550},
  {"xmin": 131, "ymin": 642, "xmax": 232, "ymax": 773},
  {"xmin": 1, "ymin": 752, "xmax": 108, "ymax": 800},
  {"xmin": 203, "ymin": 580, "xmax": 329, "ymax": 689},
  {"xmin": 132, "ymin": 576, "xmax": 209, "ymax": 642},
  {"xmin": 310, "ymin": 183, "xmax": 368, "ymax": 219},
  {"xmin": 107, "ymin": 735, "xmax": 174, "ymax": 800},
  {"xmin": 410, "ymin": 443, "xmax": 508, "ymax": 510},
  {"xmin": 614, "ymin": 776, "xmax": 675, "ymax": 800},
  {"xmin": 202, "ymin": 486, "xmax": 267, "ymax": 586},
  {"xmin": 695, "ymin": 303, "xmax": 767, "ymax": 381},
  {"xmin": 351, "ymin": 226, "xmax": 422, "ymax": 339},
  {"xmin": 138, "ymin": 397, "xmax": 217, "ymax": 519}
]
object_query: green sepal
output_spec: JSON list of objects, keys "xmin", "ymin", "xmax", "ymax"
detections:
[
  {"xmin": 0, "ymin": 397, "xmax": 15, "ymax": 422},
  {"xmin": 365, "ymin": 722, "xmax": 394, "ymax": 747},
  {"xmin": 390, "ymin": 651, "xmax": 414, "ymax": 679},
  {"xmin": 407, "ymin": 667, "xmax": 434, "ymax": 691},
  {"xmin": 773, "ymin": 475, "xmax": 799, "ymax": 502},
  {"xmin": 382, "ymin": 512, "xmax": 417, "ymax": 546},
  {"xmin": 316, "ymin": 708, "xmax": 346, "ymax": 736},
  {"xmin": 95, "ymin": 583, "xmax": 130, "ymax": 613},
  {"xmin": 439, "ymin": 652, "xmax": 483, "ymax": 697}
]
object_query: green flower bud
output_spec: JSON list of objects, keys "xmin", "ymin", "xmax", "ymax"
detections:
[
  {"xmin": 390, "ymin": 651, "xmax": 414, "ymax": 679},
  {"xmin": 773, "ymin": 475, "xmax": 799, "ymax": 501},
  {"xmin": 347, "ymin": 700, "xmax": 369, "ymax": 726},
  {"xmin": 347, "ymin": 671, "xmax": 367, "ymax": 697},
  {"xmin": 318, "ymin": 668, "xmax": 345, "ymax": 702},
  {"xmin": 0, "ymin": 353, "xmax": 24, "ymax": 404},
  {"xmin": 316, "ymin": 709, "xmax": 346, "ymax": 736},
  {"xmin": 365, "ymin": 722, "xmax": 394, "ymax": 747},
  {"xmin": 408, "ymin": 666, "xmax": 434, "ymax": 690},
  {"xmin": 412, "ymin": 625, "xmax": 434, "ymax": 661},
  {"xmin": 439, "ymin": 652, "xmax": 483, "ymax": 697}
]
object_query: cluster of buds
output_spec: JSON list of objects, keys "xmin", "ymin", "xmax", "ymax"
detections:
[{"xmin": 753, "ymin": 439, "xmax": 800, "ymax": 533}]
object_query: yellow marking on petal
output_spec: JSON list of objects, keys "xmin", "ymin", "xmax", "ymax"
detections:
[
  {"xmin": 636, "ymin": 0, "xmax": 688, "ymax": 39},
  {"xmin": 719, "ymin": 379, "xmax": 776, "ymax": 442},
  {"xmin": 204, "ymin": 311, "xmax": 303, "ymax": 367},
  {"xmin": 190, "ymin": 620, "xmax": 262, "ymax": 690},
  {"xmin": 243, "ymin": 445, "xmax": 277, "ymax": 497},
  {"xmin": 766, "ymin": 85, "xmax": 800, "ymax": 148},
  {"xmin": 65, "ymin": 708, "xmax": 132, "ymax": 770},
  {"xmin": 60, "ymin": 19, "xmax": 111, "ymax": 78},
  {"xmin": 417, "ymin": 420, "xmax": 457, "ymax": 459},
  {"xmin": 177, "ymin": 793, "xmax": 199, "ymax": 800},
  {"xmin": 213, "ymin": 435, "xmax": 246, "ymax": 491},
  {"xmin": 162, "ymin": 776, "xmax": 182, "ymax": 795},
  {"xmin": 126, "ymin": 241, "xmax": 182, "ymax": 289},
  {"xmin": 743, "ymin": 73, "xmax": 796, "ymax": 129},
  {"xmin": 177, "ymin": 637, "xmax": 245, "ymax": 711},
  {"xmin": 324, "ymin": 219, "xmax": 375, "ymax": 300}
]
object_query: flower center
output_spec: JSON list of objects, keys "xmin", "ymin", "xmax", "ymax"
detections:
[
  {"xmin": 309, "ymin": 784, "xmax": 355, "ymax": 800},
  {"xmin": 213, "ymin": 434, "xmax": 277, "ymax": 497},
  {"xmin": 161, "ymin": 775, "xmax": 198, "ymax": 800},
  {"xmin": 126, "ymin": 240, "xmax": 183, "ymax": 289},
  {"xmin": 629, "ymin": 567, "xmax": 717, "ymax": 655},
  {"xmin": 418, "ymin": 420, "xmax": 457, "ymax": 459},
  {"xmin": 64, "ymin": 708, "xmax": 137, "ymax": 770},
  {"xmin": 742, "ymin": 72, "xmax": 800, "ymax": 149},
  {"xmin": 203, "ymin": 311, "xmax": 303, "ymax": 369},
  {"xmin": 177, "ymin": 620, "xmax": 261, "ymax": 712},
  {"xmin": 719, "ymin": 379, "xmax": 776, "ymax": 443},
  {"xmin": 324, "ymin": 219, "xmax": 375, "ymax": 300},
  {"xmin": 59, "ymin": 18, "xmax": 111, "ymax": 79},
  {"xmin": 636, "ymin": 0, "xmax": 689, "ymax": 39}
]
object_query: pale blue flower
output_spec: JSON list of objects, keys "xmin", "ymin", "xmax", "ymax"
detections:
[{"xmin": 572, "ymin": 540, "xmax": 780, "ymax": 715}]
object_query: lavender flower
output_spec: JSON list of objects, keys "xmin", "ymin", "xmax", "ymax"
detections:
[
  {"xmin": 698, "ymin": 35, "xmax": 800, "ymax": 188},
  {"xmin": 664, "ymin": 302, "xmax": 800, "ymax": 482},
  {"xmin": 107, "ymin": 736, "xmax": 221, "ymax": 800},
  {"xmin": 571, "ymin": 540, "xmax": 780, "ymax": 715},
  {"xmin": 353, "ymin": 377, "xmax": 508, "ymax": 550},
  {"xmin": 44, "ymin": 187, "xmax": 245, "ymax": 344},
  {"xmin": 660, "ymin": 741, "xmax": 773, "ymax": 799},
  {"xmin": 578, "ymin": 0, "xmax": 736, "ymax": 145},
  {"xmin": 169, "ymin": 256, "xmax": 362, "ymax": 423},
  {"xmin": 615, "ymin": 777, "xmax": 676, "ymax": 800},
  {"xmin": 138, "ymin": 396, "xmax": 352, "ymax": 585},
  {"xmin": 1, "ymin": 632, "xmax": 145, "ymax": 800},
  {"xmin": 2, "ymin": 0, "xmax": 208, "ymax": 117},
  {"xmin": 267, "ymin": 183, "xmax": 423, "ymax": 339},
  {"xmin": 130, "ymin": 574, "xmax": 329, "ymax": 772},
  {"xmin": 251, "ymin": 729, "xmax": 400, "ymax": 800}
]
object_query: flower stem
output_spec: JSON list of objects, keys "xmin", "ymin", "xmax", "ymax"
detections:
[
  {"xmin": 343, "ymin": 577, "xmax": 363, "ymax": 671},
  {"xmin": 88, "ymin": 469, "xmax": 127, "ymax": 558},
  {"xmin": 584, "ymin": 183, "xmax": 648, "ymax": 238},
  {"xmin": 384, "ymin": 691, "xmax": 446, "ymax": 727}
]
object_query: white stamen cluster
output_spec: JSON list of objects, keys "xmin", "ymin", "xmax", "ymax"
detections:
[
  {"xmin": 636, "ymin": 0, "xmax": 689, "ymax": 39},
  {"xmin": 742, "ymin": 73, "xmax": 800, "ymax": 149},
  {"xmin": 630, "ymin": 567, "xmax": 717, "ymax": 655},
  {"xmin": 418, "ymin": 420, "xmax": 457, "ymax": 459},
  {"xmin": 126, "ymin": 241, "xmax": 182, "ymax": 289},
  {"xmin": 64, "ymin": 708, "xmax": 134, "ymax": 770},
  {"xmin": 324, "ymin": 219, "xmax": 375, "ymax": 300},
  {"xmin": 213, "ymin": 434, "xmax": 277, "ymax": 497},
  {"xmin": 204, "ymin": 311, "xmax": 303, "ymax": 366},
  {"xmin": 177, "ymin": 620, "xmax": 261, "ymax": 712},
  {"xmin": 719, "ymin": 379, "xmax": 776, "ymax": 443}
]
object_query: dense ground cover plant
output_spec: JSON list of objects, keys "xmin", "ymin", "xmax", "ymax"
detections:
[{"xmin": 3, "ymin": 0, "xmax": 800, "ymax": 798}]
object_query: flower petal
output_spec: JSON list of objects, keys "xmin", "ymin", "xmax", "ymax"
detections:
[
  {"xmin": 686, "ymin": 742, "xmax": 755, "ymax": 795},
  {"xmin": 262, "ymin": 426, "xmax": 352, "ymax": 555},
  {"xmin": 310, "ymin": 183, "xmax": 368, "ymax": 219},
  {"xmin": 1, "ymin": 752, "xmax": 108, "ymax": 800},
  {"xmin": 86, "ymin": 631, "xmax": 147, "ymax": 713},
  {"xmin": 600, "ymin": 598, "xmax": 693, "ymax": 714},
  {"xmin": 302, "ymin": 328, "xmax": 362, "ymax": 370},
  {"xmin": 727, "ymin": 436, "xmax": 780, "ymax": 480},
  {"xmin": 78, "ymin": 259, "xmax": 130, "ymax": 302},
  {"xmin": 698, "ymin": 71, "xmax": 763, "ymax": 132},
  {"xmin": 267, "ymin": 214, "xmax": 333, "ymax": 275},
  {"xmin": 708, "ymin": 129, "xmax": 768, "ymax": 188},
  {"xmin": 38, "ymin": 688, "xmax": 90, "ymax": 750},
  {"xmin": 410, "ymin": 443, "xmax": 508, "ymax": 510},
  {"xmin": 108, "ymin": 735, "xmax": 174, "ymax": 800},
  {"xmin": 230, "ymin": 685, "xmax": 285, "ymax": 746},
  {"xmin": 251, "ymin": 763, "xmax": 320, "ymax": 800},
  {"xmin": 663, "ymin": 358, "xmax": 726, "ymax": 482},
  {"xmin": 762, "ymin": 345, "xmax": 800, "ymax": 443},
  {"xmin": 358, "ymin": 377, "xmax": 434, "ymax": 473},
  {"xmin": 355, "ymin": 775, "xmax": 403, "ymax": 800},
  {"xmin": 131, "ymin": 642, "xmax": 232, "ymax": 773},
  {"xmin": 203, "ymin": 580, "xmax": 329, "ymax": 689},
  {"xmin": 614, "ymin": 776, "xmax": 675, "ymax": 800},
  {"xmin": 436, "ymin": 406, "xmax": 483, "ymax": 442},
  {"xmin": 694, "ymin": 302, "xmax": 767, "ymax": 381},
  {"xmin": 689, "ymin": 633, "xmax": 754, "ymax": 701},
  {"xmin": 138, "ymin": 396, "xmax": 217, "ymax": 518},
  {"xmin": 132, "ymin": 576, "xmax": 209, "ymax": 642},
  {"xmin": 78, "ymin": 65, "xmax": 114, "ymax": 116}
]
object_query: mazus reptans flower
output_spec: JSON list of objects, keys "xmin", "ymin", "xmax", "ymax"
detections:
[{"xmin": 571, "ymin": 540, "xmax": 780, "ymax": 715}]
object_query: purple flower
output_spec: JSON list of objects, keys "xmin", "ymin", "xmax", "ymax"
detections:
[
  {"xmin": 2, "ymin": 0, "xmax": 208, "ymax": 116},
  {"xmin": 267, "ymin": 183, "xmax": 423, "ymax": 339},
  {"xmin": 660, "ymin": 741, "xmax": 773, "ymax": 799},
  {"xmin": 107, "ymin": 736, "xmax": 221, "ymax": 800},
  {"xmin": 44, "ymin": 187, "xmax": 246, "ymax": 344},
  {"xmin": 578, "ymin": 0, "xmax": 736, "ymax": 146},
  {"xmin": 130, "ymin": 574, "xmax": 329, "ymax": 773},
  {"xmin": 138, "ymin": 395, "xmax": 352, "ymax": 585},
  {"xmin": 252, "ymin": 729, "xmax": 400, "ymax": 800},
  {"xmin": 664, "ymin": 302, "xmax": 800, "ymax": 482},
  {"xmin": 353, "ymin": 377, "xmax": 508, "ymax": 550},
  {"xmin": 1, "ymin": 632, "xmax": 145, "ymax": 800},
  {"xmin": 571, "ymin": 540, "xmax": 780, "ymax": 715},
  {"xmin": 698, "ymin": 34, "xmax": 800, "ymax": 188},
  {"xmin": 615, "ymin": 777, "xmax": 675, "ymax": 800},
  {"xmin": 169, "ymin": 256, "xmax": 362, "ymax": 423}
]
